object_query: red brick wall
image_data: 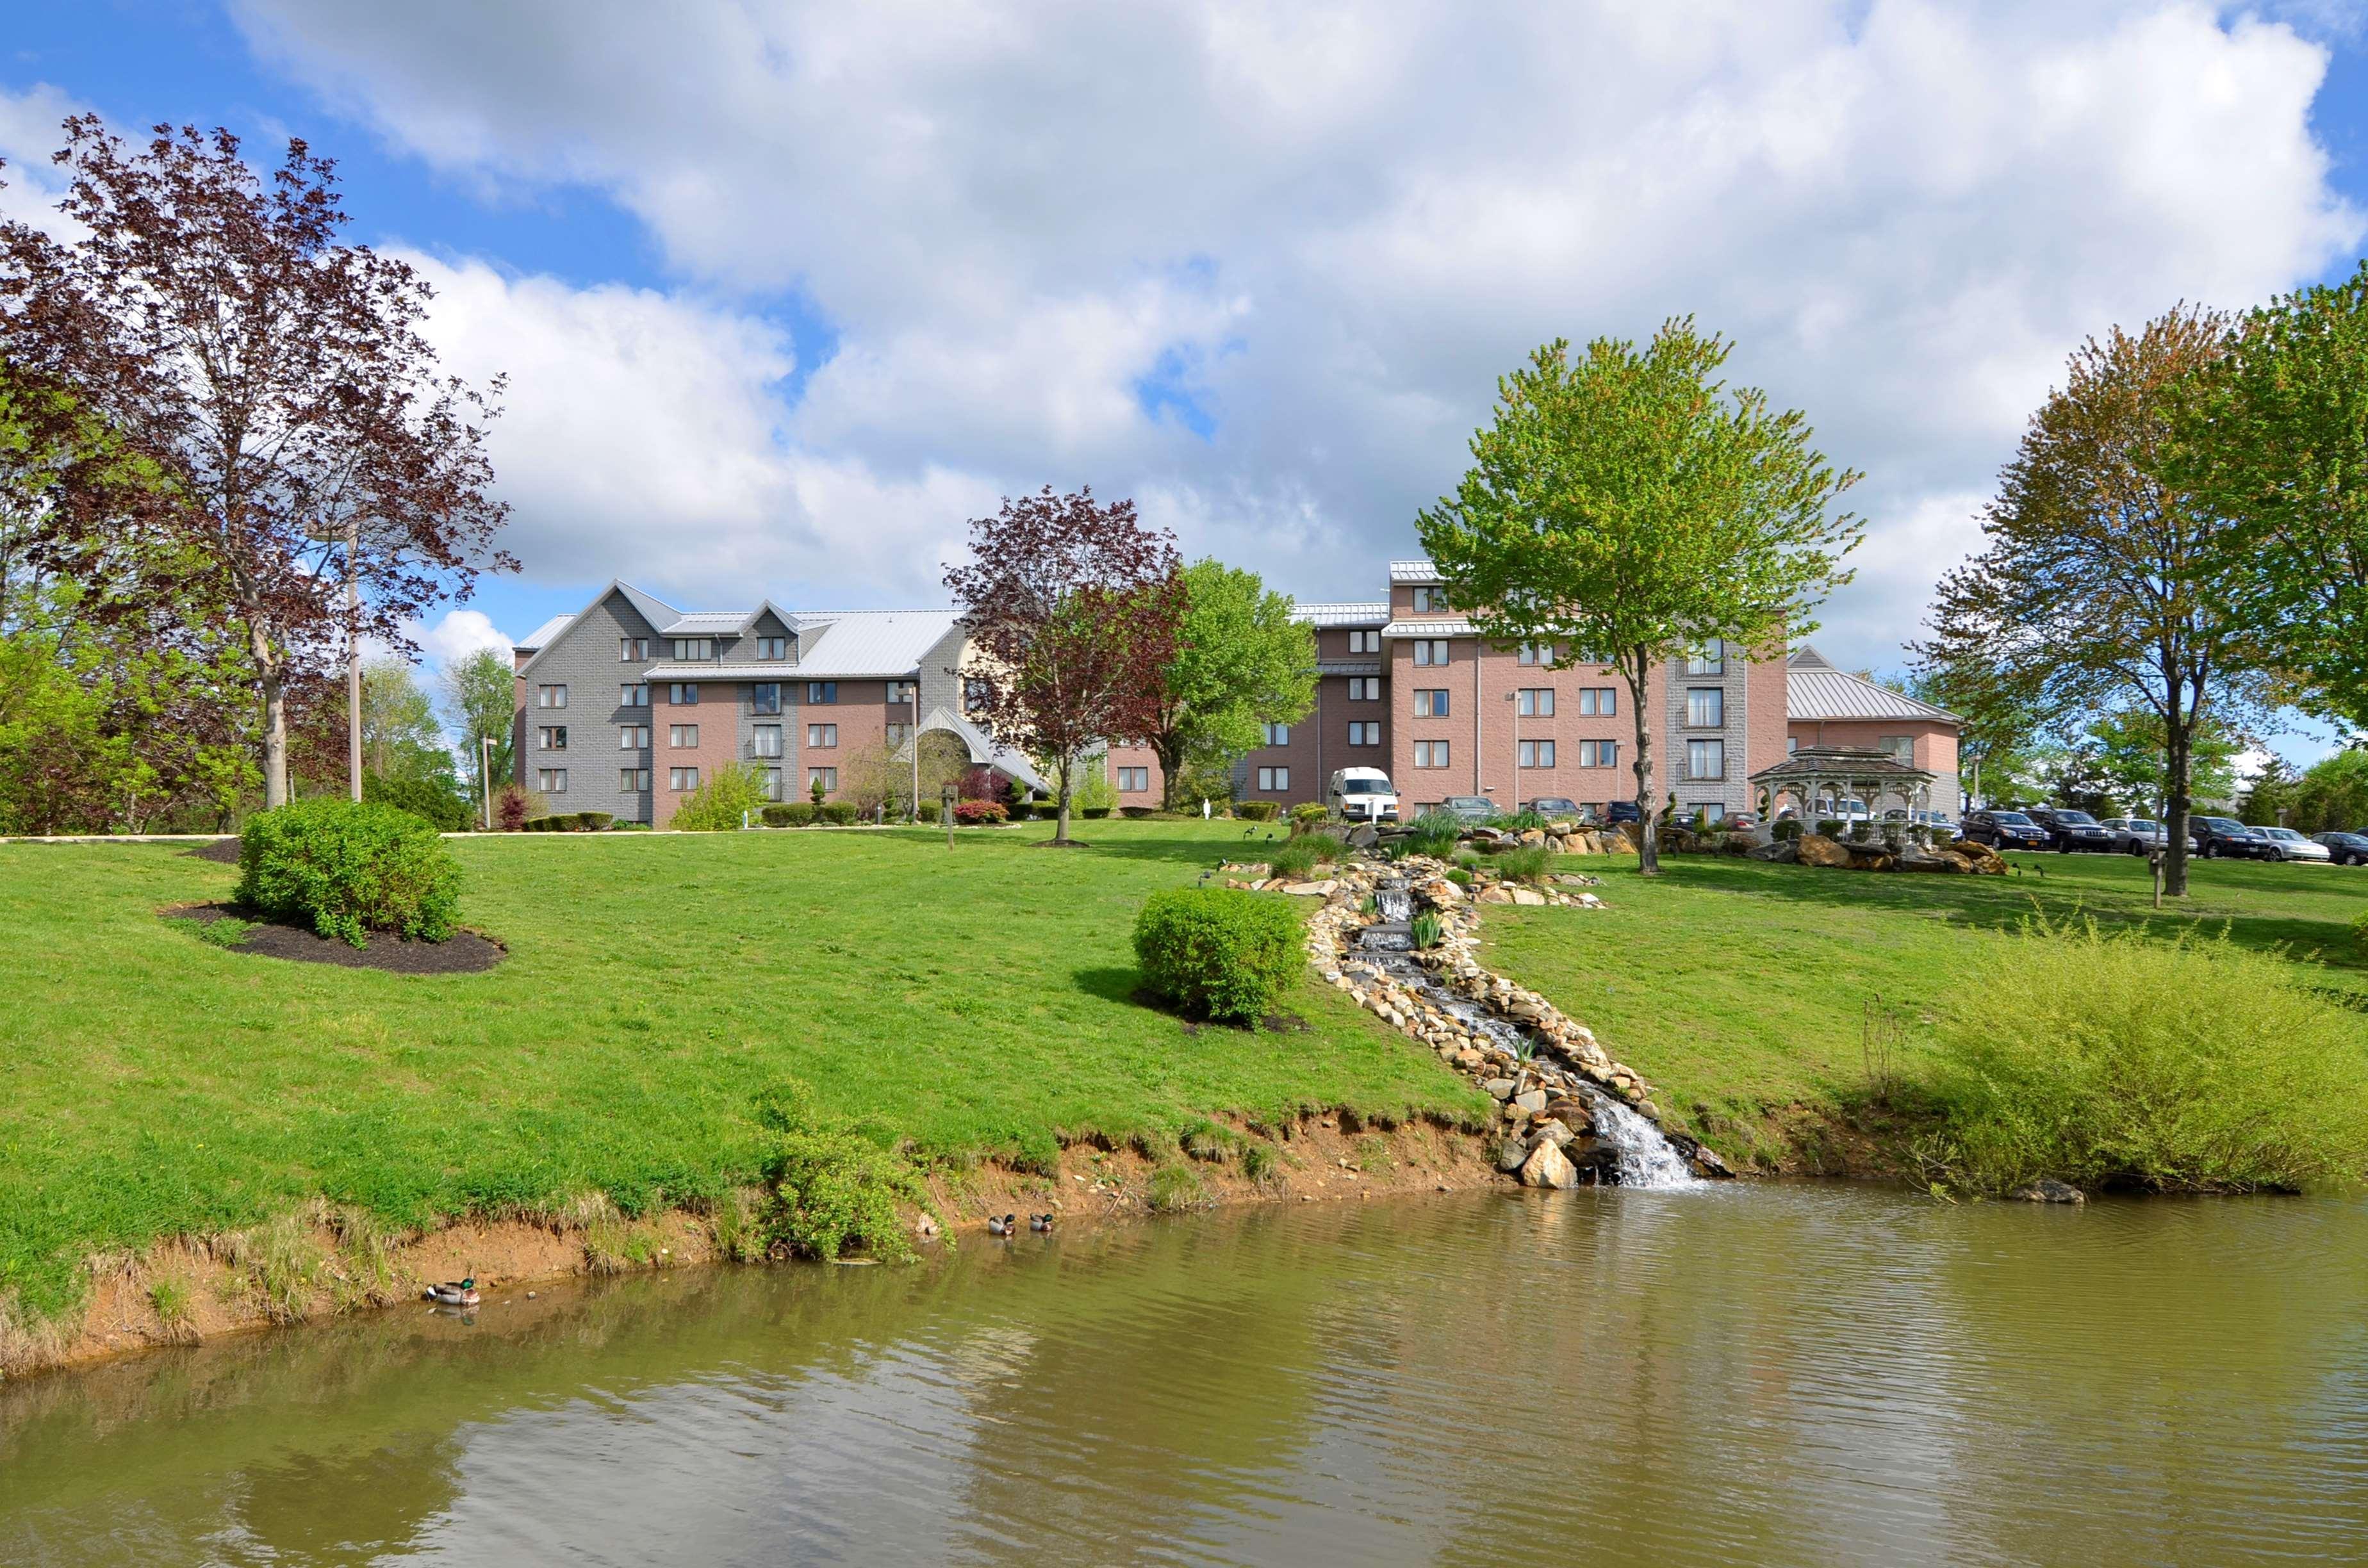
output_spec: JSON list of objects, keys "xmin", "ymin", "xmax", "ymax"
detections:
[
  {"xmin": 1787, "ymin": 717, "xmax": 1958, "ymax": 775},
  {"xmin": 654, "ymin": 683, "xmax": 743, "ymax": 828}
]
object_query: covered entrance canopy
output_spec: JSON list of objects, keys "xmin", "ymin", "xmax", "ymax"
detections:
[{"xmin": 1749, "ymin": 746, "xmax": 1937, "ymax": 826}]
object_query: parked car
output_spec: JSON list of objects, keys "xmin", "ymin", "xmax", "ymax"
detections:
[
  {"xmin": 1603, "ymin": 800, "xmax": 1641, "ymax": 825},
  {"xmin": 2100, "ymin": 817, "xmax": 2173, "ymax": 855},
  {"xmin": 2257, "ymin": 826, "xmax": 2333, "ymax": 863},
  {"xmin": 2312, "ymin": 830, "xmax": 2368, "ymax": 867},
  {"xmin": 2023, "ymin": 806, "xmax": 2115, "ymax": 853},
  {"xmin": 1526, "ymin": 796, "xmax": 1582, "ymax": 821},
  {"xmin": 1961, "ymin": 809, "xmax": 2050, "ymax": 850},
  {"xmin": 1437, "ymin": 794, "xmax": 1495, "ymax": 822},
  {"xmin": 1724, "ymin": 810, "xmax": 1763, "ymax": 831},
  {"xmin": 2189, "ymin": 816, "xmax": 2273, "ymax": 860},
  {"xmin": 1326, "ymin": 767, "xmax": 1399, "ymax": 824}
]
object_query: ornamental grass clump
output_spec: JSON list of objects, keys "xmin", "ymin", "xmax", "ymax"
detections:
[
  {"xmin": 235, "ymin": 797, "xmax": 461, "ymax": 947},
  {"xmin": 1923, "ymin": 917, "xmax": 2368, "ymax": 1195},
  {"xmin": 1404, "ymin": 811, "xmax": 1463, "ymax": 860},
  {"xmin": 1133, "ymin": 887, "xmax": 1304, "ymax": 1024}
]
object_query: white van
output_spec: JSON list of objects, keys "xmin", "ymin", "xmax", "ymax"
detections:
[{"xmin": 1328, "ymin": 767, "xmax": 1399, "ymax": 824}]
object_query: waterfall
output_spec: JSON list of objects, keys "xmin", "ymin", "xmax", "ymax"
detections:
[{"xmin": 1583, "ymin": 1091, "xmax": 1702, "ymax": 1189}]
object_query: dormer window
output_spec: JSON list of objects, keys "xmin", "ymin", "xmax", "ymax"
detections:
[
  {"xmin": 1411, "ymin": 586, "xmax": 1451, "ymax": 612},
  {"xmin": 755, "ymin": 635, "xmax": 789, "ymax": 660},
  {"xmin": 672, "ymin": 637, "xmax": 714, "ymax": 661}
]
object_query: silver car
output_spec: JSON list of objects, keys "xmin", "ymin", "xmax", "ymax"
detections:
[
  {"xmin": 2258, "ymin": 826, "xmax": 2333, "ymax": 863},
  {"xmin": 2100, "ymin": 817, "xmax": 2173, "ymax": 855}
]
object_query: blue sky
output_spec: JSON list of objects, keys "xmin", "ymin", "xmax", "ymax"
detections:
[{"xmin": 6, "ymin": 3, "xmax": 2366, "ymax": 765}]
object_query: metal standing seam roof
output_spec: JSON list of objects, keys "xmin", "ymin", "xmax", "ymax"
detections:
[
  {"xmin": 1315, "ymin": 660, "xmax": 1383, "ymax": 677},
  {"xmin": 1292, "ymin": 601, "xmax": 1390, "ymax": 628},
  {"xmin": 792, "ymin": 609, "xmax": 964, "ymax": 676},
  {"xmin": 1786, "ymin": 646, "xmax": 1959, "ymax": 723},
  {"xmin": 1379, "ymin": 617, "xmax": 1479, "ymax": 639},
  {"xmin": 516, "ymin": 614, "xmax": 575, "ymax": 652},
  {"xmin": 1388, "ymin": 559, "xmax": 1442, "ymax": 583},
  {"xmin": 636, "ymin": 664, "xmax": 803, "ymax": 683}
]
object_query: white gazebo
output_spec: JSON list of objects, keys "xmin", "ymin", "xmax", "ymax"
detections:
[{"xmin": 1750, "ymin": 746, "xmax": 1938, "ymax": 837}]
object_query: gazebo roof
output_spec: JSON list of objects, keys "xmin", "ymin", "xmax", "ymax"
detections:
[{"xmin": 1748, "ymin": 745, "xmax": 1937, "ymax": 786}]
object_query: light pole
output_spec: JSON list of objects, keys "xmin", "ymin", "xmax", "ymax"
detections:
[
  {"xmin": 1505, "ymin": 687, "xmax": 1518, "ymax": 806},
  {"xmin": 481, "ymin": 735, "xmax": 496, "ymax": 830},
  {"xmin": 346, "ymin": 516, "xmax": 363, "ymax": 801}
]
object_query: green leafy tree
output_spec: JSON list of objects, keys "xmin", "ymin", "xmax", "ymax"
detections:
[
  {"xmin": 2085, "ymin": 708, "xmax": 2242, "ymax": 817},
  {"xmin": 359, "ymin": 658, "xmax": 450, "ymax": 782},
  {"xmin": 673, "ymin": 761, "xmax": 770, "ymax": 831},
  {"xmin": 1918, "ymin": 307, "xmax": 2269, "ymax": 897},
  {"xmin": 438, "ymin": 648, "xmax": 514, "ymax": 815},
  {"xmin": 2289, "ymin": 748, "xmax": 2368, "ymax": 833},
  {"xmin": 1902, "ymin": 664, "xmax": 2041, "ymax": 812},
  {"xmin": 1146, "ymin": 559, "xmax": 1316, "ymax": 810},
  {"xmin": 1417, "ymin": 323, "xmax": 1861, "ymax": 874}
]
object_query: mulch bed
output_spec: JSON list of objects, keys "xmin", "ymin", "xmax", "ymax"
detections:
[
  {"xmin": 184, "ymin": 838, "xmax": 242, "ymax": 865},
  {"xmin": 162, "ymin": 902, "xmax": 506, "ymax": 975}
]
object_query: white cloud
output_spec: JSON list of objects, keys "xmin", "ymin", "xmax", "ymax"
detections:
[
  {"xmin": 177, "ymin": 4, "xmax": 2368, "ymax": 664},
  {"xmin": 412, "ymin": 607, "xmax": 515, "ymax": 670}
]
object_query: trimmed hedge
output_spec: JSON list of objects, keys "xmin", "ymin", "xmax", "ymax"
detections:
[
  {"xmin": 1119, "ymin": 805, "xmax": 1157, "ymax": 819},
  {"xmin": 1080, "ymin": 805, "xmax": 1111, "ymax": 819},
  {"xmin": 1288, "ymin": 802, "xmax": 1329, "ymax": 828},
  {"xmin": 235, "ymin": 797, "xmax": 462, "ymax": 948},
  {"xmin": 761, "ymin": 803, "xmax": 818, "ymax": 827},
  {"xmin": 953, "ymin": 799, "xmax": 1007, "ymax": 826},
  {"xmin": 1234, "ymin": 800, "xmax": 1280, "ymax": 822},
  {"xmin": 1132, "ymin": 887, "xmax": 1304, "ymax": 1024},
  {"xmin": 819, "ymin": 802, "xmax": 859, "ymax": 826}
]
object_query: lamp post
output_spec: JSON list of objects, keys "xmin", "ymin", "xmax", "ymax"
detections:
[
  {"xmin": 481, "ymin": 735, "xmax": 496, "ymax": 831},
  {"xmin": 1506, "ymin": 687, "xmax": 1518, "ymax": 806}
]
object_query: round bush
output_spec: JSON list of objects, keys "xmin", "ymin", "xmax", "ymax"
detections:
[
  {"xmin": 361, "ymin": 772, "xmax": 471, "ymax": 832},
  {"xmin": 235, "ymin": 797, "xmax": 462, "ymax": 948},
  {"xmin": 953, "ymin": 799, "xmax": 1007, "ymax": 826},
  {"xmin": 1235, "ymin": 801, "xmax": 1280, "ymax": 822},
  {"xmin": 1132, "ymin": 887, "xmax": 1304, "ymax": 1024},
  {"xmin": 819, "ymin": 802, "xmax": 859, "ymax": 826}
]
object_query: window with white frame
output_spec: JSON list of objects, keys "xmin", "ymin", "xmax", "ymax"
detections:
[
  {"xmin": 1579, "ymin": 739, "xmax": 1620, "ymax": 767},
  {"xmin": 1686, "ymin": 738, "xmax": 1725, "ymax": 780},
  {"xmin": 1347, "ymin": 676, "xmax": 1380, "ymax": 701},
  {"xmin": 620, "ymin": 725, "xmax": 649, "ymax": 750},
  {"xmin": 886, "ymin": 680, "xmax": 917, "ymax": 705},
  {"xmin": 1347, "ymin": 629, "xmax": 1381, "ymax": 654},
  {"xmin": 619, "ymin": 637, "xmax": 649, "ymax": 662},
  {"xmin": 963, "ymin": 677, "xmax": 991, "ymax": 714},
  {"xmin": 762, "ymin": 768, "xmax": 784, "ymax": 801},
  {"xmin": 620, "ymin": 767, "xmax": 650, "ymax": 792},
  {"xmin": 1413, "ymin": 688, "xmax": 1450, "ymax": 718},
  {"xmin": 885, "ymin": 723, "xmax": 912, "ymax": 747},
  {"xmin": 671, "ymin": 637, "xmax": 714, "ymax": 661},
  {"xmin": 1518, "ymin": 642, "xmax": 1556, "ymax": 666},
  {"xmin": 1262, "ymin": 722, "xmax": 1290, "ymax": 746},
  {"xmin": 1880, "ymin": 735, "xmax": 1915, "ymax": 763},
  {"xmin": 1413, "ymin": 740, "xmax": 1451, "ymax": 769},
  {"xmin": 537, "ymin": 726, "xmax": 567, "ymax": 751},
  {"xmin": 1518, "ymin": 739, "xmax": 1556, "ymax": 768},
  {"xmin": 537, "ymin": 684, "xmax": 567, "ymax": 708},
  {"xmin": 752, "ymin": 683, "xmax": 781, "ymax": 715},
  {"xmin": 670, "ymin": 682, "xmax": 699, "ymax": 705},
  {"xmin": 1687, "ymin": 687, "xmax": 1724, "ymax": 727},
  {"xmin": 807, "ymin": 767, "xmax": 836, "ymax": 793},
  {"xmin": 1412, "ymin": 639, "xmax": 1450, "ymax": 666},
  {"xmin": 621, "ymin": 683, "xmax": 649, "ymax": 708},
  {"xmin": 669, "ymin": 766, "xmax": 699, "ymax": 791},
  {"xmin": 1685, "ymin": 639, "xmax": 1725, "ymax": 676},
  {"xmin": 1575, "ymin": 687, "xmax": 1618, "ymax": 715},
  {"xmin": 753, "ymin": 724, "xmax": 783, "ymax": 758},
  {"xmin": 1348, "ymin": 721, "xmax": 1381, "ymax": 746},
  {"xmin": 1117, "ymin": 766, "xmax": 1151, "ymax": 792},
  {"xmin": 1256, "ymin": 766, "xmax": 1290, "ymax": 791},
  {"xmin": 537, "ymin": 767, "xmax": 567, "ymax": 792},
  {"xmin": 1517, "ymin": 688, "xmax": 1554, "ymax": 717},
  {"xmin": 668, "ymin": 724, "xmax": 698, "ymax": 748},
  {"xmin": 806, "ymin": 723, "xmax": 837, "ymax": 748},
  {"xmin": 755, "ymin": 635, "xmax": 789, "ymax": 660},
  {"xmin": 1788, "ymin": 735, "xmax": 1798, "ymax": 754},
  {"xmin": 1694, "ymin": 801, "xmax": 1727, "ymax": 824},
  {"xmin": 807, "ymin": 681, "xmax": 838, "ymax": 705},
  {"xmin": 1411, "ymin": 585, "xmax": 1451, "ymax": 612}
]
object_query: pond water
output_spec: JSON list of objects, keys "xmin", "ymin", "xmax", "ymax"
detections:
[{"xmin": 3, "ymin": 1185, "xmax": 2364, "ymax": 1566}]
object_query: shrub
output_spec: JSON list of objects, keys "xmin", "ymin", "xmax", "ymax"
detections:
[
  {"xmin": 1146, "ymin": 1163, "xmax": 1205, "ymax": 1213},
  {"xmin": 673, "ymin": 762, "xmax": 769, "ymax": 831},
  {"xmin": 819, "ymin": 802, "xmax": 859, "ymax": 826},
  {"xmin": 1266, "ymin": 837, "xmax": 1326, "ymax": 880},
  {"xmin": 1923, "ymin": 917, "xmax": 2368, "ymax": 1195},
  {"xmin": 1119, "ymin": 804, "xmax": 1156, "ymax": 819},
  {"xmin": 1773, "ymin": 818, "xmax": 1804, "ymax": 842},
  {"xmin": 572, "ymin": 812, "xmax": 614, "ymax": 832},
  {"xmin": 1005, "ymin": 801, "xmax": 1035, "ymax": 821},
  {"xmin": 1133, "ymin": 887, "xmax": 1304, "ymax": 1024},
  {"xmin": 235, "ymin": 797, "xmax": 461, "ymax": 947},
  {"xmin": 752, "ymin": 1084, "xmax": 935, "ymax": 1262},
  {"xmin": 1288, "ymin": 802, "xmax": 1330, "ymax": 829},
  {"xmin": 953, "ymin": 799, "xmax": 1007, "ymax": 826},
  {"xmin": 1488, "ymin": 809, "xmax": 1549, "ymax": 833},
  {"xmin": 1235, "ymin": 800, "xmax": 1280, "ymax": 822},
  {"xmin": 1403, "ymin": 811, "xmax": 1463, "ymax": 859},
  {"xmin": 1492, "ymin": 845, "xmax": 1552, "ymax": 883},
  {"xmin": 761, "ymin": 803, "xmax": 817, "ymax": 827},
  {"xmin": 493, "ymin": 783, "xmax": 534, "ymax": 831},
  {"xmin": 1240, "ymin": 1141, "xmax": 1280, "ymax": 1188},
  {"xmin": 916, "ymin": 801, "xmax": 941, "ymax": 823},
  {"xmin": 1081, "ymin": 806, "xmax": 1111, "ymax": 819},
  {"xmin": 362, "ymin": 771, "xmax": 471, "ymax": 831},
  {"xmin": 1445, "ymin": 867, "xmax": 1474, "ymax": 890},
  {"xmin": 522, "ymin": 815, "xmax": 561, "ymax": 832},
  {"xmin": 1816, "ymin": 819, "xmax": 1846, "ymax": 839}
]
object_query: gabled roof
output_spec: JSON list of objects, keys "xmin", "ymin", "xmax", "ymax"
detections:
[
  {"xmin": 516, "ymin": 615, "xmax": 575, "ymax": 653},
  {"xmin": 656, "ymin": 600, "xmax": 802, "ymax": 639},
  {"xmin": 907, "ymin": 705, "xmax": 1046, "ymax": 793},
  {"xmin": 1786, "ymin": 646, "xmax": 1959, "ymax": 723},
  {"xmin": 1293, "ymin": 601, "xmax": 1390, "ymax": 628},
  {"xmin": 1388, "ymin": 559, "xmax": 1442, "ymax": 584},
  {"xmin": 794, "ymin": 609, "xmax": 963, "ymax": 676},
  {"xmin": 513, "ymin": 581, "xmax": 681, "ymax": 678}
]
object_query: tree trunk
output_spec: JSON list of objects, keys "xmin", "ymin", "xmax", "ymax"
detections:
[
  {"xmin": 1151, "ymin": 728, "xmax": 1188, "ymax": 812},
  {"xmin": 2163, "ymin": 687, "xmax": 2193, "ymax": 899},
  {"xmin": 253, "ymin": 623, "xmax": 290, "ymax": 810},
  {"xmin": 1055, "ymin": 753, "xmax": 1074, "ymax": 844},
  {"xmin": 1627, "ymin": 648, "xmax": 1658, "ymax": 876}
]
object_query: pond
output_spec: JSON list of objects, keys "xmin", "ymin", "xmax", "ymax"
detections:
[{"xmin": 3, "ymin": 1185, "xmax": 2362, "ymax": 1565}]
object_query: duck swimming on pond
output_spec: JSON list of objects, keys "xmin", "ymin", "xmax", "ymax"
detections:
[
  {"xmin": 987, "ymin": 1214, "xmax": 1017, "ymax": 1237},
  {"xmin": 423, "ymin": 1277, "xmax": 480, "ymax": 1307},
  {"xmin": 1029, "ymin": 1214, "xmax": 1054, "ymax": 1233}
]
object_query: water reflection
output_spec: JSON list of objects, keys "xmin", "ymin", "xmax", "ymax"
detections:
[{"xmin": 3, "ymin": 1188, "xmax": 2363, "ymax": 1566}]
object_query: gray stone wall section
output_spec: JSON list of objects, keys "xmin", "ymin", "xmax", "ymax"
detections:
[
  {"xmin": 1664, "ymin": 653, "xmax": 1749, "ymax": 818},
  {"xmin": 520, "ymin": 589, "xmax": 664, "ymax": 822}
]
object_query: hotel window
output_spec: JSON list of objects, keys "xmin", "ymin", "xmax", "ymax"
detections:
[
  {"xmin": 1347, "ymin": 676, "xmax": 1380, "ymax": 701},
  {"xmin": 1518, "ymin": 740, "xmax": 1556, "ymax": 768},
  {"xmin": 964, "ymin": 676, "xmax": 992, "ymax": 714},
  {"xmin": 621, "ymin": 683, "xmax": 649, "ymax": 708},
  {"xmin": 806, "ymin": 723, "xmax": 837, "ymax": 749},
  {"xmin": 1347, "ymin": 629, "xmax": 1381, "ymax": 654},
  {"xmin": 752, "ymin": 682, "xmax": 782, "ymax": 715},
  {"xmin": 1694, "ymin": 802, "xmax": 1727, "ymax": 825},
  {"xmin": 1575, "ymin": 687, "xmax": 1618, "ymax": 715},
  {"xmin": 538, "ymin": 726, "xmax": 567, "ymax": 751},
  {"xmin": 620, "ymin": 768, "xmax": 650, "ymax": 792},
  {"xmin": 619, "ymin": 637, "xmax": 649, "ymax": 662},
  {"xmin": 1411, "ymin": 585, "xmax": 1451, "ymax": 612},
  {"xmin": 1687, "ymin": 687, "xmax": 1724, "ymax": 727},
  {"xmin": 1348, "ymin": 721, "xmax": 1381, "ymax": 746},
  {"xmin": 807, "ymin": 767, "xmax": 837, "ymax": 793},
  {"xmin": 620, "ymin": 725, "xmax": 649, "ymax": 751},
  {"xmin": 668, "ymin": 724, "xmax": 698, "ymax": 749},
  {"xmin": 1262, "ymin": 722, "xmax": 1290, "ymax": 746},
  {"xmin": 671, "ymin": 637, "xmax": 714, "ymax": 661},
  {"xmin": 1685, "ymin": 639, "xmax": 1725, "ymax": 676},
  {"xmin": 537, "ymin": 684, "xmax": 567, "ymax": 708},
  {"xmin": 1412, "ymin": 740, "xmax": 1451, "ymax": 769},
  {"xmin": 1579, "ymin": 739, "xmax": 1620, "ymax": 767},
  {"xmin": 669, "ymin": 766, "xmax": 700, "ymax": 791},
  {"xmin": 1686, "ymin": 739, "xmax": 1725, "ymax": 780},
  {"xmin": 807, "ymin": 681, "xmax": 838, "ymax": 705},
  {"xmin": 1518, "ymin": 642, "xmax": 1554, "ymax": 666},
  {"xmin": 1880, "ymin": 735, "xmax": 1915, "ymax": 763},
  {"xmin": 1118, "ymin": 766, "xmax": 1151, "ymax": 793},
  {"xmin": 761, "ymin": 768, "xmax": 784, "ymax": 801},
  {"xmin": 1413, "ymin": 689, "xmax": 1449, "ymax": 718},
  {"xmin": 753, "ymin": 724, "xmax": 783, "ymax": 758},
  {"xmin": 755, "ymin": 635, "xmax": 789, "ymax": 660},
  {"xmin": 1517, "ymin": 688, "xmax": 1554, "ymax": 717},
  {"xmin": 1412, "ymin": 639, "xmax": 1449, "ymax": 666},
  {"xmin": 669, "ymin": 682, "xmax": 699, "ymax": 705},
  {"xmin": 537, "ymin": 768, "xmax": 567, "ymax": 793},
  {"xmin": 886, "ymin": 680, "xmax": 917, "ymax": 705},
  {"xmin": 885, "ymin": 723, "xmax": 913, "ymax": 747},
  {"xmin": 1788, "ymin": 735, "xmax": 1799, "ymax": 755},
  {"xmin": 1256, "ymin": 766, "xmax": 1290, "ymax": 792}
]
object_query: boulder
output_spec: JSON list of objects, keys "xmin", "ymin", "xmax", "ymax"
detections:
[
  {"xmin": 1531, "ymin": 1118, "xmax": 1576, "ymax": 1148},
  {"xmin": 1512, "ymin": 1088, "xmax": 1549, "ymax": 1115},
  {"xmin": 1509, "ymin": 887, "xmax": 1547, "ymax": 906},
  {"xmin": 1797, "ymin": 833, "xmax": 1853, "ymax": 869},
  {"xmin": 1947, "ymin": 839, "xmax": 2009, "ymax": 876},
  {"xmin": 1895, "ymin": 851, "xmax": 1953, "ymax": 873},
  {"xmin": 1747, "ymin": 840, "xmax": 1799, "ymax": 863},
  {"xmin": 1519, "ymin": 1139, "xmax": 1579, "ymax": 1189},
  {"xmin": 1494, "ymin": 1136, "xmax": 1533, "ymax": 1174},
  {"xmin": 1564, "ymin": 834, "xmax": 1594, "ymax": 856},
  {"xmin": 1718, "ymin": 831, "xmax": 1757, "ymax": 856},
  {"xmin": 1481, "ymin": 1076, "xmax": 1517, "ymax": 1100},
  {"xmin": 1518, "ymin": 828, "xmax": 1546, "ymax": 847},
  {"xmin": 1347, "ymin": 823, "xmax": 1379, "ymax": 850},
  {"xmin": 2013, "ymin": 1178, "xmax": 2086, "ymax": 1204}
]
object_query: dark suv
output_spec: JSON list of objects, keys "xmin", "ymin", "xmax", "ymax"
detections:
[
  {"xmin": 1961, "ymin": 809, "xmax": 2048, "ymax": 850},
  {"xmin": 2024, "ymin": 807, "xmax": 2114, "ymax": 853},
  {"xmin": 2189, "ymin": 816, "xmax": 2272, "ymax": 860}
]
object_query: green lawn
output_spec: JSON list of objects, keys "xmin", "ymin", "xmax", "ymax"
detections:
[
  {"xmin": 0, "ymin": 821, "xmax": 1481, "ymax": 1325},
  {"xmin": 1483, "ymin": 850, "xmax": 2368, "ymax": 1166}
]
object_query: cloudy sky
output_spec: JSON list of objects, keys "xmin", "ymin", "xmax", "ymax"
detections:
[{"xmin": 6, "ymin": 3, "xmax": 2365, "ymax": 756}]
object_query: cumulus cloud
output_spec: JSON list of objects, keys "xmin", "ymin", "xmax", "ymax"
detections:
[
  {"xmin": 177, "ymin": 4, "xmax": 2368, "ymax": 662},
  {"xmin": 411, "ymin": 607, "xmax": 516, "ymax": 671}
]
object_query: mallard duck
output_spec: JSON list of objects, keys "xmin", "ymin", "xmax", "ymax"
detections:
[
  {"xmin": 1029, "ymin": 1213, "xmax": 1054, "ymax": 1233},
  {"xmin": 423, "ymin": 1277, "xmax": 480, "ymax": 1307},
  {"xmin": 987, "ymin": 1214, "xmax": 1017, "ymax": 1237}
]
